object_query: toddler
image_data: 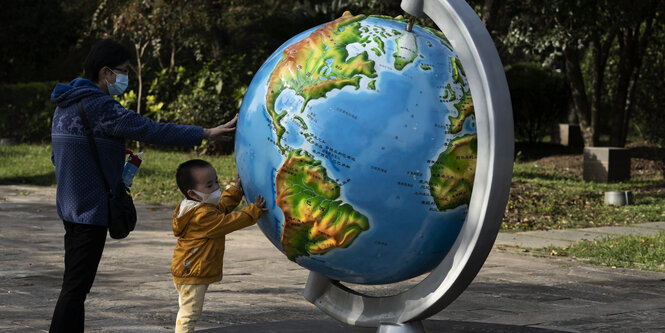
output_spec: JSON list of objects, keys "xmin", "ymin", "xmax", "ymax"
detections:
[{"xmin": 171, "ymin": 159, "xmax": 266, "ymax": 333}]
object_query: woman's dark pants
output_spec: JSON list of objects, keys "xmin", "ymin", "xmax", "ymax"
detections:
[{"xmin": 49, "ymin": 221, "xmax": 107, "ymax": 333}]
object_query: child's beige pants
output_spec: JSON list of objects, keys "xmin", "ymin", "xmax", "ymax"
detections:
[{"xmin": 174, "ymin": 283, "xmax": 209, "ymax": 333}]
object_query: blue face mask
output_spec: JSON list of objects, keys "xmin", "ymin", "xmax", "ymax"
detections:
[{"xmin": 105, "ymin": 68, "xmax": 129, "ymax": 95}]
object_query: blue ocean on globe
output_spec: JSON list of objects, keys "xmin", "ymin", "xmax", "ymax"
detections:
[{"xmin": 235, "ymin": 13, "xmax": 477, "ymax": 284}]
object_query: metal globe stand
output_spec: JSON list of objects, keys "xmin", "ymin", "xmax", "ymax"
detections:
[{"xmin": 303, "ymin": 0, "xmax": 514, "ymax": 332}]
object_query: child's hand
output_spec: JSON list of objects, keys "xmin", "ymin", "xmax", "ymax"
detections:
[
  {"xmin": 254, "ymin": 194, "xmax": 268, "ymax": 212},
  {"xmin": 234, "ymin": 173, "xmax": 242, "ymax": 190}
]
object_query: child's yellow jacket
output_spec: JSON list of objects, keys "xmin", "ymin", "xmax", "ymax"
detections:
[{"xmin": 171, "ymin": 186, "xmax": 262, "ymax": 285}]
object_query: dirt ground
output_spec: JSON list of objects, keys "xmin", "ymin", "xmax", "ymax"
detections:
[{"xmin": 521, "ymin": 141, "xmax": 665, "ymax": 180}]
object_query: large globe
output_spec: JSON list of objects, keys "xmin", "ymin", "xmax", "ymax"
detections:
[{"xmin": 235, "ymin": 12, "xmax": 477, "ymax": 284}]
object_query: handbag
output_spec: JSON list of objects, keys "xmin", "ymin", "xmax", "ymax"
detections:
[{"xmin": 76, "ymin": 101, "xmax": 137, "ymax": 239}]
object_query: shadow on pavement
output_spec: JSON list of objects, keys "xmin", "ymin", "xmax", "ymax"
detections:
[{"xmin": 198, "ymin": 319, "xmax": 568, "ymax": 333}]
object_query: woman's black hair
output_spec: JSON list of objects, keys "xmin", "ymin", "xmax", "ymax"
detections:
[
  {"xmin": 176, "ymin": 159, "xmax": 213, "ymax": 200},
  {"xmin": 83, "ymin": 39, "xmax": 132, "ymax": 83}
]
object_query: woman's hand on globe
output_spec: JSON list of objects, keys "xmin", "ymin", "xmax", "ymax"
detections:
[
  {"xmin": 203, "ymin": 113, "xmax": 238, "ymax": 142},
  {"xmin": 254, "ymin": 194, "xmax": 268, "ymax": 212}
]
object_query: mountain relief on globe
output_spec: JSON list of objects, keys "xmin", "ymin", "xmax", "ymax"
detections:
[{"xmin": 264, "ymin": 11, "xmax": 477, "ymax": 261}]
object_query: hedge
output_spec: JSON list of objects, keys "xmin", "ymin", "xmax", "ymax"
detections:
[{"xmin": 0, "ymin": 81, "xmax": 57, "ymax": 142}]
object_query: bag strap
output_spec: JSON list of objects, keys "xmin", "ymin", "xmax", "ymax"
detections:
[{"xmin": 76, "ymin": 101, "xmax": 112, "ymax": 195}]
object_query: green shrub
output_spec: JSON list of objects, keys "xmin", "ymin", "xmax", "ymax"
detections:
[
  {"xmin": 126, "ymin": 58, "xmax": 251, "ymax": 154},
  {"xmin": 0, "ymin": 81, "xmax": 57, "ymax": 142},
  {"xmin": 504, "ymin": 62, "xmax": 569, "ymax": 143}
]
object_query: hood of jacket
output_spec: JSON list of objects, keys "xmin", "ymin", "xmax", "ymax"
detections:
[
  {"xmin": 173, "ymin": 198, "xmax": 203, "ymax": 237},
  {"xmin": 51, "ymin": 78, "xmax": 106, "ymax": 108}
]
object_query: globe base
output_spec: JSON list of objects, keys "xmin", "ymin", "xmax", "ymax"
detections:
[{"xmin": 377, "ymin": 321, "xmax": 425, "ymax": 333}]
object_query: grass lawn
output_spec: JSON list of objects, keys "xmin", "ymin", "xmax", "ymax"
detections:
[
  {"xmin": 3, "ymin": 143, "xmax": 665, "ymax": 272},
  {"xmin": 544, "ymin": 232, "xmax": 665, "ymax": 272},
  {"xmin": 2, "ymin": 144, "xmax": 664, "ymax": 226},
  {"xmin": 504, "ymin": 160, "xmax": 665, "ymax": 231},
  {"xmin": 0, "ymin": 144, "xmax": 237, "ymax": 207}
]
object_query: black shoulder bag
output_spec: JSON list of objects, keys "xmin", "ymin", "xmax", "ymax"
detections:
[{"xmin": 76, "ymin": 101, "xmax": 137, "ymax": 239}]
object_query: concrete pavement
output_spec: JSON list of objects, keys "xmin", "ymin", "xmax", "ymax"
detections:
[
  {"xmin": 495, "ymin": 222, "xmax": 665, "ymax": 248},
  {"xmin": 1, "ymin": 184, "xmax": 664, "ymax": 332}
]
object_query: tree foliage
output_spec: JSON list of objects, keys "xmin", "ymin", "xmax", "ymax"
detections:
[
  {"xmin": 5, "ymin": 0, "xmax": 665, "ymax": 150},
  {"xmin": 505, "ymin": 62, "xmax": 568, "ymax": 143},
  {"xmin": 0, "ymin": 0, "xmax": 97, "ymax": 83},
  {"xmin": 498, "ymin": 0, "xmax": 664, "ymax": 147}
]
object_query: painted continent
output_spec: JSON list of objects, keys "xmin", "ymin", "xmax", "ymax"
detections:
[
  {"xmin": 266, "ymin": 11, "xmax": 377, "ymax": 153},
  {"xmin": 429, "ymin": 135, "xmax": 477, "ymax": 211},
  {"xmin": 276, "ymin": 150, "xmax": 370, "ymax": 260}
]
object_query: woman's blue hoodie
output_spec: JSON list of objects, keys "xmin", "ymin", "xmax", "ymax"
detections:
[{"xmin": 51, "ymin": 78, "xmax": 203, "ymax": 226}]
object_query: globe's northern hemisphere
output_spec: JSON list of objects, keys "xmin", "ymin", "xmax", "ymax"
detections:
[{"xmin": 235, "ymin": 12, "xmax": 477, "ymax": 284}]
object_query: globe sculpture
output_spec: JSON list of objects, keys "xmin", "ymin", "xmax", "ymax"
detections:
[
  {"xmin": 237, "ymin": 0, "xmax": 513, "ymax": 330},
  {"xmin": 235, "ymin": 11, "xmax": 476, "ymax": 285}
]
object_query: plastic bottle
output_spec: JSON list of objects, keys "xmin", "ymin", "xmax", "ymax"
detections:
[{"xmin": 122, "ymin": 150, "xmax": 143, "ymax": 187}]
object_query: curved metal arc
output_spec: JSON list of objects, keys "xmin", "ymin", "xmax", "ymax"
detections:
[{"xmin": 304, "ymin": 0, "xmax": 514, "ymax": 327}]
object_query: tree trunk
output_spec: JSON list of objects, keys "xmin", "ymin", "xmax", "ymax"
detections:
[
  {"xmin": 610, "ymin": 30, "xmax": 637, "ymax": 147},
  {"xmin": 609, "ymin": 3, "xmax": 656, "ymax": 147},
  {"xmin": 170, "ymin": 34, "xmax": 176, "ymax": 72},
  {"xmin": 134, "ymin": 42, "xmax": 143, "ymax": 116},
  {"xmin": 623, "ymin": 16, "xmax": 654, "ymax": 144},
  {"xmin": 563, "ymin": 46, "xmax": 597, "ymax": 147},
  {"xmin": 589, "ymin": 29, "xmax": 615, "ymax": 145},
  {"xmin": 481, "ymin": 0, "xmax": 495, "ymax": 28},
  {"xmin": 610, "ymin": 23, "xmax": 654, "ymax": 146},
  {"xmin": 133, "ymin": 40, "xmax": 149, "ymax": 151},
  {"xmin": 590, "ymin": 37, "xmax": 605, "ymax": 146}
]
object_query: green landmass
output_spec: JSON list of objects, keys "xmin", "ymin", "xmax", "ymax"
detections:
[
  {"xmin": 448, "ymin": 89, "xmax": 474, "ymax": 134},
  {"xmin": 369, "ymin": 14, "xmax": 408, "ymax": 23},
  {"xmin": 368, "ymin": 79, "xmax": 376, "ymax": 90},
  {"xmin": 265, "ymin": 12, "xmax": 377, "ymax": 153},
  {"xmin": 372, "ymin": 47, "xmax": 381, "ymax": 56},
  {"xmin": 420, "ymin": 64, "xmax": 431, "ymax": 71},
  {"xmin": 451, "ymin": 57, "xmax": 466, "ymax": 85},
  {"xmin": 429, "ymin": 135, "xmax": 477, "ymax": 210},
  {"xmin": 392, "ymin": 32, "xmax": 418, "ymax": 70},
  {"xmin": 276, "ymin": 150, "xmax": 370, "ymax": 260},
  {"xmin": 444, "ymin": 83, "xmax": 455, "ymax": 101},
  {"xmin": 440, "ymin": 56, "xmax": 474, "ymax": 133},
  {"xmin": 423, "ymin": 26, "xmax": 452, "ymax": 51},
  {"xmin": 293, "ymin": 115, "xmax": 308, "ymax": 130},
  {"xmin": 373, "ymin": 36, "xmax": 385, "ymax": 54}
]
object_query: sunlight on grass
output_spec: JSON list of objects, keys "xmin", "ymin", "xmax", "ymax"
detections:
[
  {"xmin": 3, "ymin": 144, "xmax": 665, "ymax": 224},
  {"xmin": 0, "ymin": 144, "xmax": 55, "ymax": 185},
  {"xmin": 546, "ymin": 232, "xmax": 665, "ymax": 272},
  {"xmin": 0, "ymin": 144, "xmax": 236, "ymax": 207},
  {"xmin": 129, "ymin": 149, "xmax": 236, "ymax": 206},
  {"xmin": 503, "ymin": 162, "xmax": 665, "ymax": 231}
]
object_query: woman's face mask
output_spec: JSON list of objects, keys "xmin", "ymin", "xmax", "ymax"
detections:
[{"xmin": 105, "ymin": 67, "xmax": 129, "ymax": 95}]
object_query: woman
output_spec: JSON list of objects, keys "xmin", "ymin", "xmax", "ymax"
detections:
[{"xmin": 49, "ymin": 39, "xmax": 237, "ymax": 332}]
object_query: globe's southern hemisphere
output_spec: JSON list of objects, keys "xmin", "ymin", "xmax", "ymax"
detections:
[{"xmin": 235, "ymin": 12, "xmax": 477, "ymax": 284}]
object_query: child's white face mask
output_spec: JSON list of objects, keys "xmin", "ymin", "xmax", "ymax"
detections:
[{"xmin": 192, "ymin": 188, "xmax": 221, "ymax": 205}]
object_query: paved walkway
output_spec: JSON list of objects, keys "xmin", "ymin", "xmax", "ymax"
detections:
[
  {"xmin": 1, "ymin": 184, "xmax": 664, "ymax": 332},
  {"xmin": 495, "ymin": 222, "xmax": 665, "ymax": 248}
]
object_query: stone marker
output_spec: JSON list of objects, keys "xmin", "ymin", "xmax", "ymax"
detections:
[
  {"xmin": 583, "ymin": 147, "xmax": 630, "ymax": 182},
  {"xmin": 554, "ymin": 123, "xmax": 583, "ymax": 150}
]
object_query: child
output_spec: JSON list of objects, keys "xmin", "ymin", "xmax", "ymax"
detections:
[{"xmin": 171, "ymin": 159, "xmax": 267, "ymax": 333}]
